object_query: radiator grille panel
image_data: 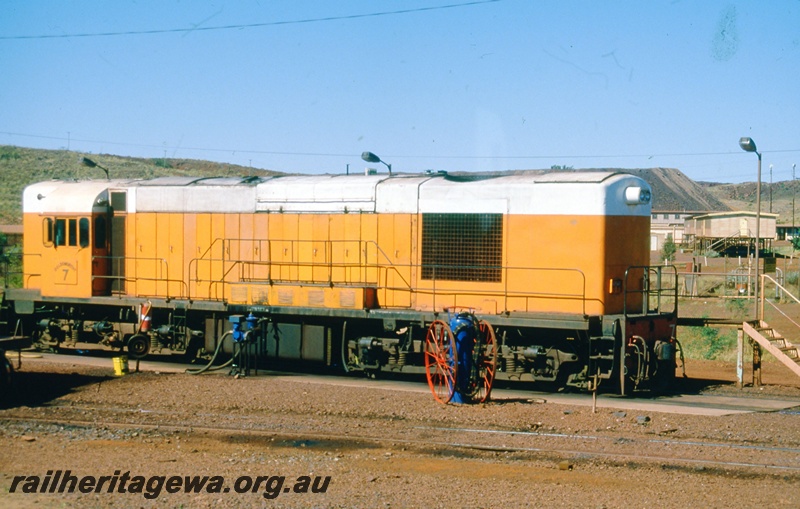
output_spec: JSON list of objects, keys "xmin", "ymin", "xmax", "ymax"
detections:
[{"xmin": 421, "ymin": 213, "xmax": 503, "ymax": 282}]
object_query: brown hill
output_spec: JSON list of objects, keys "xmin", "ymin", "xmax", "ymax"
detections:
[
  {"xmin": 622, "ymin": 168, "xmax": 732, "ymax": 212},
  {"xmin": 702, "ymin": 180, "xmax": 800, "ymax": 225},
  {"xmin": 0, "ymin": 145, "xmax": 280, "ymax": 224}
]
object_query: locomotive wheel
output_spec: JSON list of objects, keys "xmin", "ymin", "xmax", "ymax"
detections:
[
  {"xmin": 32, "ymin": 330, "xmax": 61, "ymax": 352},
  {"xmin": 127, "ymin": 334, "xmax": 150, "ymax": 359},
  {"xmin": 424, "ymin": 320, "xmax": 457, "ymax": 404},
  {"xmin": 339, "ymin": 322, "xmax": 359, "ymax": 374},
  {"xmin": 471, "ymin": 320, "xmax": 498, "ymax": 403}
]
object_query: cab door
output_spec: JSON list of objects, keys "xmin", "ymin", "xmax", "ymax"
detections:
[
  {"xmin": 92, "ymin": 212, "xmax": 111, "ymax": 296},
  {"xmin": 48, "ymin": 216, "xmax": 91, "ymax": 297}
]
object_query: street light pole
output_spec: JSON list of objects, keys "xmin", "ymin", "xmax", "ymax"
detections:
[
  {"xmin": 360, "ymin": 151, "xmax": 393, "ymax": 176},
  {"xmin": 81, "ymin": 157, "xmax": 110, "ymax": 180},
  {"xmin": 739, "ymin": 137, "xmax": 761, "ymax": 321}
]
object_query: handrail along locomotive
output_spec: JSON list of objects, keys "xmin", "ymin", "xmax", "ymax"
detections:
[{"xmin": 3, "ymin": 170, "xmax": 678, "ymax": 394}]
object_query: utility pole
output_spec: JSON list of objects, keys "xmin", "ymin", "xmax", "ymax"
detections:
[
  {"xmin": 769, "ymin": 164, "xmax": 773, "ymax": 213},
  {"xmin": 793, "ymin": 163, "xmax": 797, "ymax": 251}
]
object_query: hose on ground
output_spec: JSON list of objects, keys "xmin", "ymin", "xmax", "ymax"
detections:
[{"xmin": 186, "ymin": 331, "xmax": 233, "ymax": 375}]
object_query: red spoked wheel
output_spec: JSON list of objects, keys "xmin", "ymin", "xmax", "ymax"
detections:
[
  {"xmin": 424, "ymin": 320, "xmax": 457, "ymax": 404},
  {"xmin": 470, "ymin": 320, "xmax": 497, "ymax": 403}
]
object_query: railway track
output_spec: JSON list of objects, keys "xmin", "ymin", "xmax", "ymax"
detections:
[
  {"xmin": 3, "ymin": 354, "xmax": 800, "ymax": 508},
  {"xmin": 12, "ymin": 350, "xmax": 800, "ymax": 416},
  {"xmin": 3, "ymin": 405, "xmax": 800, "ymax": 475},
  {"xmin": 0, "ymin": 409, "xmax": 800, "ymax": 479}
]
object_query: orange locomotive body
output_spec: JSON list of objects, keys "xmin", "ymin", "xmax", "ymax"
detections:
[{"xmin": 6, "ymin": 171, "xmax": 678, "ymax": 393}]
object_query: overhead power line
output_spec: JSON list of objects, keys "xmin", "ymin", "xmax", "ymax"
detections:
[
  {"xmin": 2, "ymin": 130, "xmax": 799, "ymax": 161},
  {"xmin": 0, "ymin": 0, "xmax": 501, "ymax": 40}
]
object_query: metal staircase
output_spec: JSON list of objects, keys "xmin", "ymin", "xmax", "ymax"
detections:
[
  {"xmin": 740, "ymin": 274, "xmax": 800, "ymax": 382},
  {"xmin": 742, "ymin": 321, "xmax": 800, "ymax": 378}
]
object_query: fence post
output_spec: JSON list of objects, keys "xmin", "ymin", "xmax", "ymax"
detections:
[
  {"xmin": 753, "ymin": 341, "xmax": 762, "ymax": 387},
  {"xmin": 736, "ymin": 326, "xmax": 744, "ymax": 389}
]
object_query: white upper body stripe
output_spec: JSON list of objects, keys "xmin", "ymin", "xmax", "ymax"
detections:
[{"xmin": 23, "ymin": 172, "xmax": 651, "ymax": 217}]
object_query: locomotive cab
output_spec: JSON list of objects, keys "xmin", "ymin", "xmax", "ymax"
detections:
[{"xmin": 22, "ymin": 181, "xmax": 115, "ymax": 299}]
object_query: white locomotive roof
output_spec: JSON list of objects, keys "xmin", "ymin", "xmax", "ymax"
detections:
[
  {"xmin": 23, "ymin": 180, "xmax": 132, "ymax": 214},
  {"xmin": 136, "ymin": 176, "xmax": 267, "ymax": 187},
  {"xmin": 134, "ymin": 177, "xmax": 264, "ymax": 213},
  {"xmin": 256, "ymin": 175, "xmax": 387, "ymax": 213},
  {"xmin": 408, "ymin": 172, "xmax": 648, "ymax": 216},
  {"xmin": 254, "ymin": 171, "xmax": 649, "ymax": 216},
  {"xmin": 23, "ymin": 171, "xmax": 652, "ymax": 217},
  {"xmin": 136, "ymin": 177, "xmax": 209, "ymax": 186},
  {"xmin": 414, "ymin": 171, "xmax": 650, "ymax": 216},
  {"xmin": 375, "ymin": 175, "xmax": 438, "ymax": 213},
  {"xmin": 528, "ymin": 171, "xmax": 618, "ymax": 183}
]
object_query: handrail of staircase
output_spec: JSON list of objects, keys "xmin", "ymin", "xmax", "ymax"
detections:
[
  {"xmin": 709, "ymin": 231, "xmax": 743, "ymax": 252},
  {"xmin": 760, "ymin": 274, "xmax": 800, "ymax": 322},
  {"xmin": 762, "ymin": 298, "xmax": 800, "ymax": 331},
  {"xmin": 759, "ymin": 273, "xmax": 800, "ymax": 331},
  {"xmin": 760, "ymin": 274, "xmax": 800, "ymax": 305}
]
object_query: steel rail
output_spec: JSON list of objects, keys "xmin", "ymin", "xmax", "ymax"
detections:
[
  {"xmin": 418, "ymin": 425, "xmax": 800, "ymax": 454},
  {"xmin": 2, "ymin": 414, "xmax": 799, "ymax": 473}
]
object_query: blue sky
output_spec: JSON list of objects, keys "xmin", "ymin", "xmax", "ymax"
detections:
[{"xmin": 1, "ymin": 0, "xmax": 798, "ymax": 183}]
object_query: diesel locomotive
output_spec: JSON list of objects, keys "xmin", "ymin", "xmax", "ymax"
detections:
[{"xmin": 2, "ymin": 170, "xmax": 679, "ymax": 394}]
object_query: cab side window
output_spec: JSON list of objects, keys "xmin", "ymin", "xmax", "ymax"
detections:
[
  {"xmin": 48, "ymin": 217, "xmax": 90, "ymax": 248},
  {"xmin": 79, "ymin": 218, "xmax": 90, "ymax": 248},
  {"xmin": 68, "ymin": 219, "xmax": 77, "ymax": 247},
  {"xmin": 54, "ymin": 219, "xmax": 66, "ymax": 247},
  {"xmin": 43, "ymin": 218, "xmax": 54, "ymax": 246}
]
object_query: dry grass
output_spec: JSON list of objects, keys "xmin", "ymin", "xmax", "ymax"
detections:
[{"xmin": 0, "ymin": 145, "xmax": 280, "ymax": 224}]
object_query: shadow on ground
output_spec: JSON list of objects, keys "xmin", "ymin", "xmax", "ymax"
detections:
[{"xmin": 1, "ymin": 368, "xmax": 111, "ymax": 410}]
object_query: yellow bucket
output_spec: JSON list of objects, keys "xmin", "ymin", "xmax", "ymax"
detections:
[{"xmin": 112, "ymin": 355, "xmax": 129, "ymax": 376}]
